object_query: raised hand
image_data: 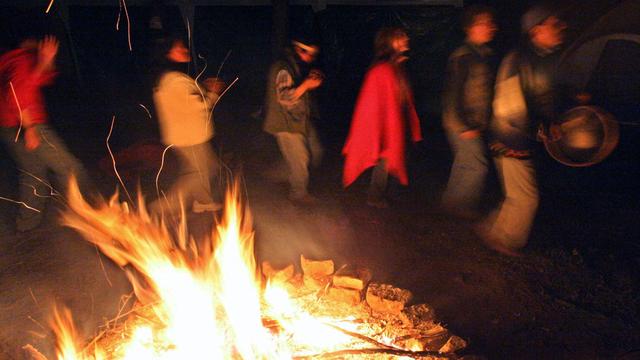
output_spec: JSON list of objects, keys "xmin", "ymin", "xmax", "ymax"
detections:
[{"xmin": 38, "ymin": 35, "xmax": 59, "ymax": 69}]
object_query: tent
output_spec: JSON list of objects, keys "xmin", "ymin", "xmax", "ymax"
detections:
[{"xmin": 558, "ymin": 0, "xmax": 640, "ymax": 122}]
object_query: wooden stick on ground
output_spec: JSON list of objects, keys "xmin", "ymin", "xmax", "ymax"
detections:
[{"xmin": 293, "ymin": 347, "xmax": 454, "ymax": 359}]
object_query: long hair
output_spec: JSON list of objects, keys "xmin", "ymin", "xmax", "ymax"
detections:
[{"xmin": 373, "ymin": 26, "xmax": 407, "ymax": 62}]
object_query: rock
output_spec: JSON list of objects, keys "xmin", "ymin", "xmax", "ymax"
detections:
[
  {"xmin": 332, "ymin": 265, "xmax": 371, "ymax": 291},
  {"xmin": 300, "ymin": 255, "xmax": 334, "ymax": 278},
  {"xmin": 366, "ymin": 283, "xmax": 412, "ymax": 315},
  {"xmin": 439, "ymin": 335, "xmax": 467, "ymax": 354},
  {"xmin": 403, "ymin": 303, "xmax": 437, "ymax": 328},
  {"xmin": 326, "ymin": 286, "xmax": 363, "ymax": 305},
  {"xmin": 262, "ymin": 261, "xmax": 295, "ymax": 284}
]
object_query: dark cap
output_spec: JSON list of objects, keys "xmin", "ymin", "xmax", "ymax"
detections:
[{"xmin": 521, "ymin": 3, "xmax": 555, "ymax": 33}]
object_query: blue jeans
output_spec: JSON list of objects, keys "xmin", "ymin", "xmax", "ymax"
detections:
[
  {"xmin": 0, "ymin": 124, "xmax": 91, "ymax": 231},
  {"xmin": 442, "ymin": 131, "xmax": 489, "ymax": 214}
]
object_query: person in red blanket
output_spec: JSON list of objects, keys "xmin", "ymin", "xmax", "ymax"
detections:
[{"xmin": 342, "ymin": 27, "xmax": 422, "ymax": 208}]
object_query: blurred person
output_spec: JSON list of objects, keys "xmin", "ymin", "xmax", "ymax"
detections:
[
  {"xmin": 342, "ymin": 27, "xmax": 422, "ymax": 208},
  {"xmin": 441, "ymin": 5, "xmax": 497, "ymax": 220},
  {"xmin": 263, "ymin": 36, "xmax": 324, "ymax": 205},
  {"xmin": 477, "ymin": 3, "xmax": 567, "ymax": 256},
  {"xmin": 0, "ymin": 35, "xmax": 92, "ymax": 232},
  {"xmin": 149, "ymin": 36, "xmax": 225, "ymax": 215}
]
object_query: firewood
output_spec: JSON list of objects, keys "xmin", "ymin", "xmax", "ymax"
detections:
[
  {"xmin": 300, "ymin": 255, "xmax": 334, "ymax": 278},
  {"xmin": 326, "ymin": 286, "xmax": 362, "ymax": 305},
  {"xmin": 21, "ymin": 344, "xmax": 48, "ymax": 360},
  {"xmin": 293, "ymin": 347, "xmax": 454, "ymax": 359},
  {"xmin": 332, "ymin": 265, "xmax": 371, "ymax": 291},
  {"xmin": 439, "ymin": 335, "xmax": 467, "ymax": 353},
  {"xmin": 366, "ymin": 283, "xmax": 412, "ymax": 315}
]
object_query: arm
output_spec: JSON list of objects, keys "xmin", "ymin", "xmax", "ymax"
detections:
[
  {"xmin": 33, "ymin": 36, "xmax": 58, "ymax": 86},
  {"xmin": 442, "ymin": 53, "xmax": 477, "ymax": 138},
  {"xmin": 275, "ymin": 69, "xmax": 322, "ymax": 107}
]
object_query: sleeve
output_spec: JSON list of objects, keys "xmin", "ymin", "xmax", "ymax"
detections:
[
  {"xmin": 523, "ymin": 64, "xmax": 558, "ymax": 131},
  {"xmin": 406, "ymin": 91, "xmax": 423, "ymax": 142},
  {"xmin": 174, "ymin": 74, "xmax": 217, "ymax": 112},
  {"xmin": 442, "ymin": 53, "xmax": 470, "ymax": 133},
  {"xmin": 274, "ymin": 69, "xmax": 307, "ymax": 122},
  {"xmin": 10, "ymin": 56, "xmax": 44, "ymax": 114}
]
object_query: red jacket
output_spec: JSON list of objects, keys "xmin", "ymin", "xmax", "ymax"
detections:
[
  {"xmin": 342, "ymin": 62, "xmax": 422, "ymax": 187},
  {"xmin": 0, "ymin": 48, "xmax": 56, "ymax": 128}
]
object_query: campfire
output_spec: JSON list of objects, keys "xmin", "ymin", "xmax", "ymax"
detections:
[{"xmin": 28, "ymin": 181, "xmax": 468, "ymax": 359}]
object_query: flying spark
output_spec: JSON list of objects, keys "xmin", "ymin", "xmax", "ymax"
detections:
[
  {"xmin": 9, "ymin": 81, "xmax": 24, "ymax": 142},
  {"xmin": 138, "ymin": 104, "xmax": 152, "ymax": 118},
  {"xmin": 106, "ymin": 115, "xmax": 133, "ymax": 204},
  {"xmin": 0, "ymin": 196, "xmax": 41, "ymax": 212},
  {"xmin": 45, "ymin": 0, "xmax": 55, "ymax": 13},
  {"xmin": 155, "ymin": 144, "xmax": 174, "ymax": 201}
]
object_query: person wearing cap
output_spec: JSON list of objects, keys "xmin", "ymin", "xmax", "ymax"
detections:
[
  {"xmin": 342, "ymin": 27, "xmax": 422, "ymax": 208},
  {"xmin": 477, "ymin": 3, "xmax": 567, "ymax": 256},
  {"xmin": 0, "ymin": 35, "xmax": 92, "ymax": 232},
  {"xmin": 441, "ymin": 5, "xmax": 497, "ymax": 220},
  {"xmin": 263, "ymin": 36, "xmax": 324, "ymax": 205}
]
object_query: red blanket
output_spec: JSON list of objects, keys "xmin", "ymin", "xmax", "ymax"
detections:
[{"xmin": 342, "ymin": 62, "xmax": 422, "ymax": 187}]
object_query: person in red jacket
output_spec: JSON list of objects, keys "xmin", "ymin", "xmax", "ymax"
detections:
[
  {"xmin": 0, "ymin": 36, "xmax": 91, "ymax": 232},
  {"xmin": 342, "ymin": 27, "xmax": 422, "ymax": 208}
]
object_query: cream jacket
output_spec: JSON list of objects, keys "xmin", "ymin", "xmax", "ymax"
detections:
[{"xmin": 154, "ymin": 71, "xmax": 218, "ymax": 146}]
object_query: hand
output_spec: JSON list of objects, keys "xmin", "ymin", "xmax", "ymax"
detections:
[
  {"xmin": 24, "ymin": 127, "xmax": 41, "ymax": 151},
  {"xmin": 459, "ymin": 129, "xmax": 481, "ymax": 140},
  {"xmin": 308, "ymin": 69, "xmax": 324, "ymax": 81},
  {"xmin": 549, "ymin": 124, "xmax": 562, "ymax": 141},
  {"xmin": 203, "ymin": 77, "xmax": 226, "ymax": 95},
  {"xmin": 575, "ymin": 91, "xmax": 591, "ymax": 105},
  {"xmin": 303, "ymin": 76, "xmax": 323, "ymax": 90},
  {"xmin": 537, "ymin": 124, "xmax": 562, "ymax": 142},
  {"xmin": 38, "ymin": 35, "xmax": 59, "ymax": 68}
]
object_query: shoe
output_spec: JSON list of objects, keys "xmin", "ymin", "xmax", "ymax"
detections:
[
  {"xmin": 474, "ymin": 223, "xmax": 522, "ymax": 257},
  {"xmin": 289, "ymin": 194, "xmax": 318, "ymax": 206},
  {"xmin": 192, "ymin": 200, "xmax": 223, "ymax": 213}
]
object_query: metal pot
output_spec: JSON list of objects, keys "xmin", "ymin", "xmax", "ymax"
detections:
[{"xmin": 544, "ymin": 105, "xmax": 619, "ymax": 167}]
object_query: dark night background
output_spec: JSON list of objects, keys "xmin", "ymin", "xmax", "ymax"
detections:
[{"xmin": 0, "ymin": 1, "xmax": 639, "ymax": 359}]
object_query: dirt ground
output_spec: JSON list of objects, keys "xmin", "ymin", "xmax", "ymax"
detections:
[{"xmin": 1, "ymin": 114, "xmax": 639, "ymax": 360}]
